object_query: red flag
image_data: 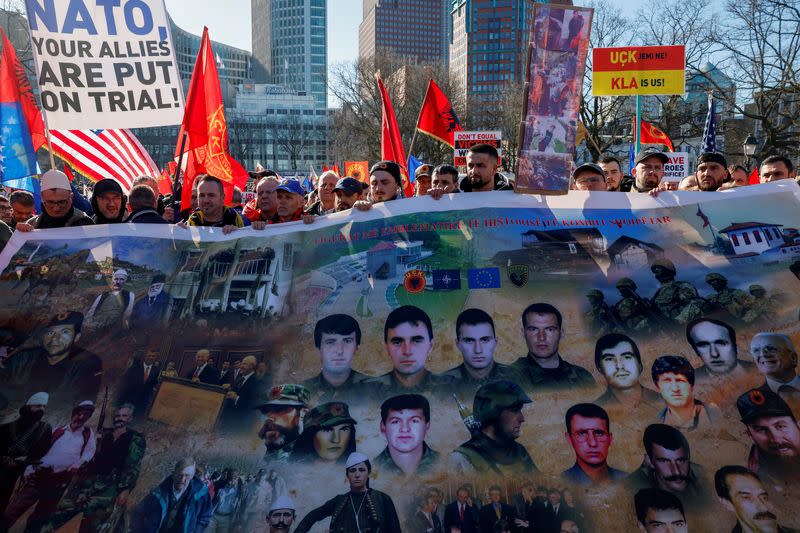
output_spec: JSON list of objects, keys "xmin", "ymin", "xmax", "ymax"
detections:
[
  {"xmin": 63, "ymin": 164, "xmax": 74, "ymax": 181},
  {"xmin": 0, "ymin": 28, "xmax": 45, "ymax": 151},
  {"xmin": 175, "ymin": 27, "xmax": 248, "ymax": 205},
  {"xmin": 416, "ymin": 79, "xmax": 463, "ymax": 147},
  {"xmin": 639, "ymin": 119, "xmax": 675, "ymax": 152},
  {"xmin": 748, "ymin": 167, "xmax": 759, "ymax": 185},
  {"xmin": 376, "ymin": 75, "xmax": 412, "ymax": 197},
  {"xmin": 158, "ymin": 162, "xmax": 176, "ymax": 195}
]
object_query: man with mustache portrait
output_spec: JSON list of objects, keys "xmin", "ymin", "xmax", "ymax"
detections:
[
  {"xmin": 715, "ymin": 465, "xmax": 799, "ymax": 533},
  {"xmin": 592, "ymin": 333, "xmax": 662, "ymax": 413},
  {"xmin": 625, "ymin": 424, "xmax": 713, "ymax": 511},
  {"xmin": 256, "ymin": 385, "xmax": 312, "ymax": 462},
  {"xmin": 267, "ymin": 495, "xmax": 296, "ymax": 533}
]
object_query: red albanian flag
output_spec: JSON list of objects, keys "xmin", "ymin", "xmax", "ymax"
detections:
[
  {"xmin": 416, "ymin": 79, "xmax": 463, "ymax": 147},
  {"xmin": 376, "ymin": 74, "xmax": 413, "ymax": 197}
]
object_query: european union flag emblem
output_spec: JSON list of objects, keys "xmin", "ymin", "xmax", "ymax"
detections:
[
  {"xmin": 432, "ymin": 269, "xmax": 461, "ymax": 290},
  {"xmin": 467, "ymin": 268, "xmax": 501, "ymax": 289}
]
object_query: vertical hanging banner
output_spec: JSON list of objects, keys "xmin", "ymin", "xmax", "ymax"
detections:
[
  {"xmin": 516, "ymin": 3, "xmax": 593, "ymax": 195},
  {"xmin": 24, "ymin": 0, "xmax": 184, "ymax": 129},
  {"xmin": 592, "ymin": 45, "xmax": 686, "ymax": 96}
]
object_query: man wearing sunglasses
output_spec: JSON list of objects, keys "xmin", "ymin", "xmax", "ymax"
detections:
[
  {"xmin": 16, "ymin": 170, "xmax": 93, "ymax": 232},
  {"xmin": 561, "ymin": 403, "xmax": 628, "ymax": 486}
]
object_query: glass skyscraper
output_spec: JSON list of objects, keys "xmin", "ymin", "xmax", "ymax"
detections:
[{"xmin": 252, "ymin": 0, "xmax": 328, "ymax": 108}]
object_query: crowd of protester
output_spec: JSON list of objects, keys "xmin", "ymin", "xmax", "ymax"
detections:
[{"xmin": 1, "ymin": 144, "xmax": 794, "ymax": 251}]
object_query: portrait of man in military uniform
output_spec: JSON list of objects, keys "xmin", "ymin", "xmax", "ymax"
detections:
[
  {"xmin": 256, "ymin": 384, "xmax": 312, "ymax": 462},
  {"xmin": 592, "ymin": 333, "xmax": 662, "ymax": 412},
  {"xmin": 363, "ymin": 305, "xmax": 454, "ymax": 400},
  {"xmin": 43, "ymin": 403, "xmax": 147, "ymax": 532},
  {"xmin": 442, "ymin": 308, "xmax": 520, "ymax": 399},
  {"xmin": 612, "ymin": 278, "xmax": 655, "ymax": 333},
  {"xmin": 649, "ymin": 259, "xmax": 706, "ymax": 326},
  {"xmin": 704, "ymin": 273, "xmax": 753, "ymax": 323},
  {"xmin": 509, "ymin": 303, "xmax": 595, "ymax": 392},
  {"xmin": 584, "ymin": 289, "xmax": 617, "ymax": 336},
  {"xmin": 625, "ymin": 424, "xmax": 713, "ymax": 512},
  {"xmin": 293, "ymin": 452, "xmax": 402, "ymax": 533},
  {"xmin": 302, "ymin": 314, "xmax": 368, "ymax": 404},
  {"xmin": 373, "ymin": 394, "xmax": 440, "ymax": 477},
  {"xmin": 450, "ymin": 380, "xmax": 539, "ymax": 477},
  {"xmin": 0, "ymin": 312, "xmax": 102, "ymax": 408},
  {"xmin": 84, "ymin": 268, "xmax": 136, "ymax": 333}
]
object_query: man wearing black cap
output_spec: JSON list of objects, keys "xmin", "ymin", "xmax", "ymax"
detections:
[
  {"xmin": 0, "ymin": 312, "xmax": 102, "ymax": 407},
  {"xmin": 572, "ymin": 163, "xmax": 607, "ymax": 191},
  {"xmin": 694, "ymin": 153, "xmax": 728, "ymax": 191},
  {"xmin": 736, "ymin": 388, "xmax": 800, "ymax": 488},
  {"xmin": 460, "ymin": 144, "xmax": 513, "ymax": 192},
  {"xmin": 369, "ymin": 160, "xmax": 404, "ymax": 203},
  {"xmin": 332, "ymin": 177, "xmax": 367, "ymax": 212},
  {"xmin": 450, "ymin": 380, "xmax": 540, "ymax": 476},
  {"xmin": 91, "ymin": 178, "xmax": 127, "ymax": 224},
  {"xmin": 631, "ymin": 147, "xmax": 669, "ymax": 192},
  {"xmin": 414, "ymin": 164, "xmax": 434, "ymax": 196}
]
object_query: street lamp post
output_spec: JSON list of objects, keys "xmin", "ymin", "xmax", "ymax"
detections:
[{"xmin": 743, "ymin": 134, "xmax": 757, "ymax": 170}]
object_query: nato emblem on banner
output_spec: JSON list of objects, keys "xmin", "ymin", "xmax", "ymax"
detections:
[
  {"xmin": 507, "ymin": 264, "xmax": 529, "ymax": 288},
  {"xmin": 433, "ymin": 269, "xmax": 461, "ymax": 290},
  {"xmin": 468, "ymin": 268, "xmax": 501, "ymax": 289}
]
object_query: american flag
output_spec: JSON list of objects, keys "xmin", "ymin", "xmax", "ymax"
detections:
[
  {"xmin": 701, "ymin": 93, "xmax": 716, "ymax": 153},
  {"xmin": 46, "ymin": 129, "xmax": 159, "ymax": 192}
]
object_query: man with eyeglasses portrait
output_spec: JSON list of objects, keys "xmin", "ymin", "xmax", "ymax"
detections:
[
  {"xmin": 561, "ymin": 403, "xmax": 628, "ymax": 486},
  {"xmin": 15, "ymin": 170, "xmax": 93, "ymax": 232}
]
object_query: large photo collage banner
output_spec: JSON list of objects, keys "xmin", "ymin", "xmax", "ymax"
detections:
[{"xmin": 1, "ymin": 183, "xmax": 800, "ymax": 533}]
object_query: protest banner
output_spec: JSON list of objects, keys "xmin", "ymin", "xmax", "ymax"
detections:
[
  {"xmin": 592, "ymin": 45, "xmax": 686, "ymax": 96},
  {"xmin": 1, "ymin": 182, "xmax": 800, "ymax": 532},
  {"xmin": 517, "ymin": 4, "xmax": 593, "ymax": 194},
  {"xmin": 25, "ymin": 0, "xmax": 184, "ymax": 129},
  {"xmin": 454, "ymin": 130, "xmax": 502, "ymax": 166},
  {"xmin": 663, "ymin": 151, "xmax": 689, "ymax": 182}
]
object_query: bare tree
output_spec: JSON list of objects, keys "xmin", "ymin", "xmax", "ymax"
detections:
[
  {"xmin": 578, "ymin": 0, "xmax": 636, "ymax": 160},
  {"xmin": 701, "ymin": 0, "xmax": 800, "ymax": 158},
  {"xmin": 328, "ymin": 53, "xmax": 465, "ymax": 166},
  {"xmin": 635, "ymin": 0, "xmax": 718, "ymax": 148},
  {"xmin": 271, "ymin": 114, "xmax": 314, "ymax": 171}
]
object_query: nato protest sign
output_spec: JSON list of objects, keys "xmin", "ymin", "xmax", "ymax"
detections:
[
  {"xmin": 24, "ymin": 0, "xmax": 184, "ymax": 129},
  {"xmin": 2, "ymin": 182, "xmax": 800, "ymax": 532},
  {"xmin": 454, "ymin": 130, "xmax": 502, "ymax": 166},
  {"xmin": 592, "ymin": 45, "xmax": 686, "ymax": 96},
  {"xmin": 663, "ymin": 151, "xmax": 689, "ymax": 182}
]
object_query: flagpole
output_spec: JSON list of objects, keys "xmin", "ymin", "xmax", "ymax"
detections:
[
  {"xmin": 635, "ymin": 95, "xmax": 642, "ymax": 154},
  {"xmin": 173, "ymin": 132, "xmax": 187, "ymax": 195}
]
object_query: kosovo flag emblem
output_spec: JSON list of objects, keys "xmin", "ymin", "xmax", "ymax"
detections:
[{"xmin": 507, "ymin": 264, "xmax": 529, "ymax": 288}]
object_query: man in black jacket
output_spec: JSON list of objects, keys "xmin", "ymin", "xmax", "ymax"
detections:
[
  {"xmin": 221, "ymin": 356, "xmax": 262, "ymax": 433},
  {"xmin": 116, "ymin": 349, "xmax": 161, "ymax": 412},
  {"xmin": 127, "ymin": 185, "xmax": 169, "ymax": 224},
  {"xmin": 184, "ymin": 349, "xmax": 220, "ymax": 385},
  {"xmin": 479, "ymin": 485, "xmax": 517, "ymax": 533},
  {"xmin": 460, "ymin": 144, "xmax": 513, "ymax": 192}
]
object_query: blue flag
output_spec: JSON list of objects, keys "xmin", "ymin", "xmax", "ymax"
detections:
[
  {"xmin": 432, "ymin": 269, "xmax": 461, "ymax": 290},
  {"xmin": 628, "ymin": 143, "xmax": 635, "ymax": 173},
  {"xmin": 467, "ymin": 268, "xmax": 501, "ymax": 289},
  {"xmin": 407, "ymin": 154, "xmax": 422, "ymax": 184},
  {"xmin": 701, "ymin": 93, "xmax": 716, "ymax": 153}
]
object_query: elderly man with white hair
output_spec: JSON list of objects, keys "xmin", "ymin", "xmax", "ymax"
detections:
[
  {"xmin": 750, "ymin": 333, "xmax": 800, "ymax": 399},
  {"xmin": 85, "ymin": 268, "xmax": 135, "ymax": 332}
]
